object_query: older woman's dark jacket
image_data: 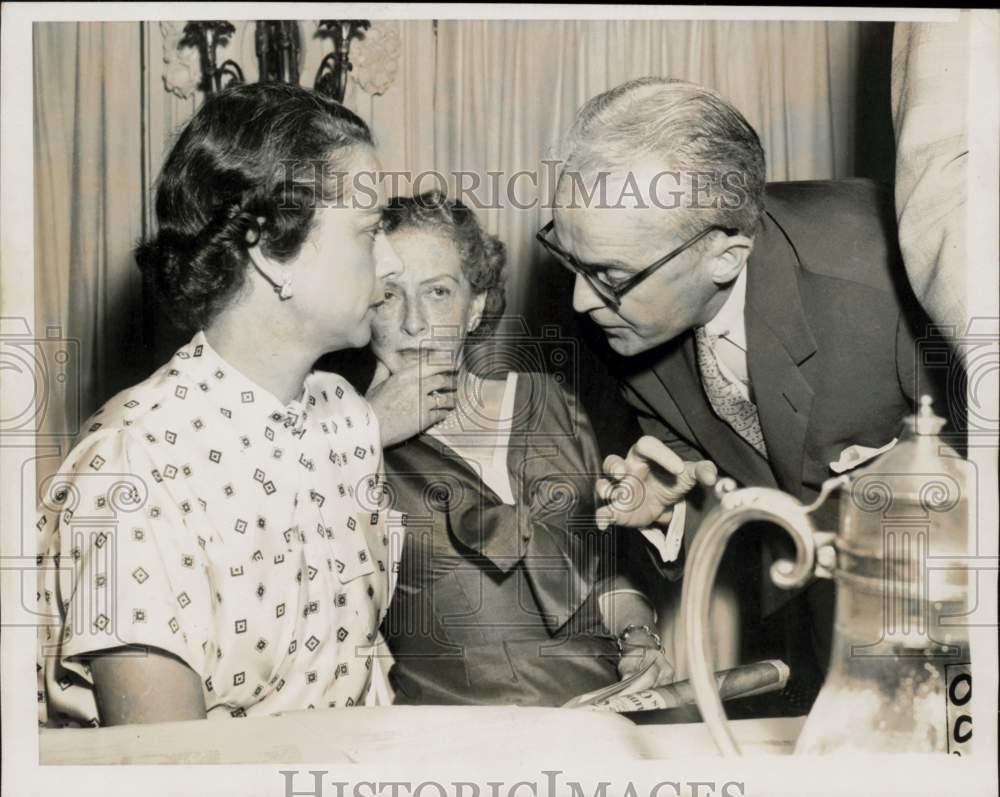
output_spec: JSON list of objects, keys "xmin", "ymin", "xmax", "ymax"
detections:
[{"xmin": 381, "ymin": 371, "xmax": 629, "ymax": 706}]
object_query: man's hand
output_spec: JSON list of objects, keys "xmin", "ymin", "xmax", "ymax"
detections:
[
  {"xmin": 366, "ymin": 359, "xmax": 457, "ymax": 448},
  {"xmin": 594, "ymin": 435, "xmax": 717, "ymax": 530}
]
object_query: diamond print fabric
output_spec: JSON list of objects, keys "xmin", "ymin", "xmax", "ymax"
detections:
[{"xmin": 37, "ymin": 332, "xmax": 396, "ymax": 725}]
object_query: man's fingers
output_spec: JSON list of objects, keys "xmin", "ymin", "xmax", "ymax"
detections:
[
  {"xmin": 673, "ymin": 465, "xmax": 698, "ymax": 493},
  {"xmin": 602, "ymin": 454, "xmax": 627, "ymax": 479},
  {"xmin": 596, "ymin": 500, "xmax": 643, "ymax": 531},
  {"xmin": 653, "ymin": 507, "xmax": 676, "ymax": 526},
  {"xmin": 631, "ymin": 436, "xmax": 685, "ymax": 476},
  {"xmin": 594, "ymin": 505, "xmax": 614, "ymax": 531},
  {"xmin": 693, "ymin": 460, "xmax": 718, "ymax": 487}
]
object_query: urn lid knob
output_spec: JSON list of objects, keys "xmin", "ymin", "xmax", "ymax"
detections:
[{"xmin": 910, "ymin": 395, "xmax": 947, "ymax": 437}]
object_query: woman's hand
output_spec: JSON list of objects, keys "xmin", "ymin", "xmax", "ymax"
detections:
[
  {"xmin": 366, "ymin": 359, "xmax": 457, "ymax": 448},
  {"xmin": 616, "ymin": 629, "xmax": 674, "ymax": 694}
]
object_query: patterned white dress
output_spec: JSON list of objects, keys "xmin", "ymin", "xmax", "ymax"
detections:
[{"xmin": 37, "ymin": 332, "xmax": 398, "ymax": 726}]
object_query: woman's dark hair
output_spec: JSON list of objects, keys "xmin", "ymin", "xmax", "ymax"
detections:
[
  {"xmin": 381, "ymin": 192, "xmax": 507, "ymax": 338},
  {"xmin": 136, "ymin": 82, "xmax": 374, "ymax": 330}
]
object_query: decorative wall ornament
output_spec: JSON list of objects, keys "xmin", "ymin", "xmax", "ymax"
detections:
[
  {"xmin": 256, "ymin": 21, "xmax": 302, "ymax": 86},
  {"xmin": 179, "ymin": 21, "xmax": 244, "ymax": 94},
  {"xmin": 348, "ymin": 20, "xmax": 402, "ymax": 96},
  {"xmin": 314, "ymin": 20, "xmax": 371, "ymax": 102},
  {"xmin": 166, "ymin": 19, "xmax": 397, "ymax": 104},
  {"xmin": 159, "ymin": 21, "xmax": 200, "ymax": 99}
]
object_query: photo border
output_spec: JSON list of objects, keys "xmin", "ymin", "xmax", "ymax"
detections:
[{"xmin": 2, "ymin": 4, "xmax": 996, "ymax": 797}]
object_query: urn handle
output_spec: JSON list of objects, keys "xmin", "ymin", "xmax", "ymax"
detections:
[{"xmin": 681, "ymin": 476, "xmax": 847, "ymax": 756}]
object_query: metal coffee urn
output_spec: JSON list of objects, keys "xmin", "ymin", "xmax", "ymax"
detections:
[{"xmin": 681, "ymin": 396, "xmax": 972, "ymax": 755}]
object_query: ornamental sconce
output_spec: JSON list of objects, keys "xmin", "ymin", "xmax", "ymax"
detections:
[
  {"xmin": 257, "ymin": 21, "xmax": 302, "ymax": 87},
  {"xmin": 178, "ymin": 21, "xmax": 244, "ymax": 94},
  {"xmin": 314, "ymin": 20, "xmax": 370, "ymax": 102},
  {"xmin": 163, "ymin": 19, "xmax": 398, "ymax": 105}
]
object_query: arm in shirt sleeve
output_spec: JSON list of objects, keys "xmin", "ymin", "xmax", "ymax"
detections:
[{"xmin": 40, "ymin": 429, "xmax": 211, "ymax": 705}]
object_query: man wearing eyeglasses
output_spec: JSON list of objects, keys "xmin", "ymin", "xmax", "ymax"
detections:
[{"xmin": 540, "ymin": 77, "xmax": 935, "ymax": 703}]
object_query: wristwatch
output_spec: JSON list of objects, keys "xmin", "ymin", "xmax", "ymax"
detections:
[{"xmin": 616, "ymin": 623, "xmax": 663, "ymax": 653}]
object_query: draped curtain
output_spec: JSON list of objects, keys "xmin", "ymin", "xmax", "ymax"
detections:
[
  {"xmin": 33, "ymin": 22, "xmax": 146, "ymax": 470},
  {"xmin": 33, "ymin": 18, "xmax": 887, "ymax": 478},
  {"xmin": 429, "ymin": 20, "xmax": 881, "ymax": 458},
  {"xmin": 433, "ymin": 19, "xmax": 865, "ymax": 320}
]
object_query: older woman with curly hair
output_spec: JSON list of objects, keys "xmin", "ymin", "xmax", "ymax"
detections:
[
  {"xmin": 37, "ymin": 83, "xmax": 403, "ymax": 726},
  {"xmin": 366, "ymin": 192, "xmax": 670, "ymax": 706}
]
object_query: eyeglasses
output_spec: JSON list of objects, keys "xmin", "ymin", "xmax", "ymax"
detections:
[{"xmin": 536, "ymin": 220, "xmax": 738, "ymax": 311}]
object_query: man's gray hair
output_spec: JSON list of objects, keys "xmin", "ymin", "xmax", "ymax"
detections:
[{"xmin": 556, "ymin": 77, "xmax": 766, "ymax": 235}]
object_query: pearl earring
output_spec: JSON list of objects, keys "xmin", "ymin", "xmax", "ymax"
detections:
[{"xmin": 277, "ymin": 275, "xmax": 293, "ymax": 301}]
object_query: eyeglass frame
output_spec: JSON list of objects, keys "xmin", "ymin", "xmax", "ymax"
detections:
[{"xmin": 536, "ymin": 220, "xmax": 739, "ymax": 311}]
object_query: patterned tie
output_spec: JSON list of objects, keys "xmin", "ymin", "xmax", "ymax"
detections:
[{"xmin": 694, "ymin": 326, "xmax": 769, "ymax": 458}]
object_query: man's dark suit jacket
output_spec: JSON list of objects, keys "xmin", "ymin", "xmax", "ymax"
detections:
[{"xmin": 617, "ymin": 179, "xmax": 938, "ymax": 617}]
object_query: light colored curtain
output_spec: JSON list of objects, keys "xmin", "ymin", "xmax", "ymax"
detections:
[
  {"xmin": 433, "ymin": 20, "xmax": 863, "ymax": 320},
  {"xmin": 33, "ymin": 18, "xmax": 871, "ymax": 475},
  {"xmin": 145, "ymin": 20, "xmax": 438, "ymax": 192},
  {"xmin": 365, "ymin": 21, "xmax": 437, "ymax": 176},
  {"xmin": 32, "ymin": 20, "xmax": 437, "ymax": 480},
  {"xmin": 34, "ymin": 22, "xmax": 145, "ymax": 475},
  {"xmin": 429, "ymin": 19, "xmax": 871, "ymax": 658}
]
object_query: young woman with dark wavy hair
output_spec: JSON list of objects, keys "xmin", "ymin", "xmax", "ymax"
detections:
[{"xmin": 37, "ymin": 83, "xmax": 405, "ymax": 726}]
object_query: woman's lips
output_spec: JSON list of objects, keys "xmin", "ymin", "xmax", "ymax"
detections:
[{"xmin": 397, "ymin": 347, "xmax": 456, "ymax": 365}]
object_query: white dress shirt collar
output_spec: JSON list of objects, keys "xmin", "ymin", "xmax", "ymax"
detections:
[{"xmin": 703, "ymin": 264, "xmax": 748, "ymax": 349}]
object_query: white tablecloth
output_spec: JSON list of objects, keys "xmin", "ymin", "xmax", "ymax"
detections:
[{"xmin": 39, "ymin": 707, "xmax": 805, "ymax": 764}]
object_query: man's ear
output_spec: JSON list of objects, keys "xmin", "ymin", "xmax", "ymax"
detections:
[
  {"xmin": 466, "ymin": 292, "xmax": 489, "ymax": 334},
  {"xmin": 708, "ymin": 234, "xmax": 753, "ymax": 286}
]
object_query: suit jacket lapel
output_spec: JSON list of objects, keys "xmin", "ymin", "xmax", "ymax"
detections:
[
  {"xmin": 745, "ymin": 209, "xmax": 818, "ymax": 497},
  {"xmin": 621, "ymin": 201, "xmax": 820, "ymax": 494}
]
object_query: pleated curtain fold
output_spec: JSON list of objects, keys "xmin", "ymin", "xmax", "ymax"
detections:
[{"xmin": 33, "ymin": 19, "xmax": 871, "ymax": 483}]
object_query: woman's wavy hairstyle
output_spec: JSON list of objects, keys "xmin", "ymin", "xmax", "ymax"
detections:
[
  {"xmin": 135, "ymin": 82, "xmax": 374, "ymax": 330},
  {"xmin": 380, "ymin": 192, "xmax": 507, "ymax": 338}
]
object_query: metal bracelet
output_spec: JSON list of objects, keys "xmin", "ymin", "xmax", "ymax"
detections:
[{"xmin": 616, "ymin": 623, "xmax": 662, "ymax": 653}]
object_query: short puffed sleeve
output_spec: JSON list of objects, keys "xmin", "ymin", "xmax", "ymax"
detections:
[{"xmin": 37, "ymin": 428, "xmax": 213, "ymax": 726}]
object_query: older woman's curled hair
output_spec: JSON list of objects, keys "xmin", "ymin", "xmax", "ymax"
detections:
[{"xmin": 380, "ymin": 192, "xmax": 507, "ymax": 337}]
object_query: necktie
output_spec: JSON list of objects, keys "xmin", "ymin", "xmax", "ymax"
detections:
[{"xmin": 694, "ymin": 326, "xmax": 769, "ymax": 459}]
